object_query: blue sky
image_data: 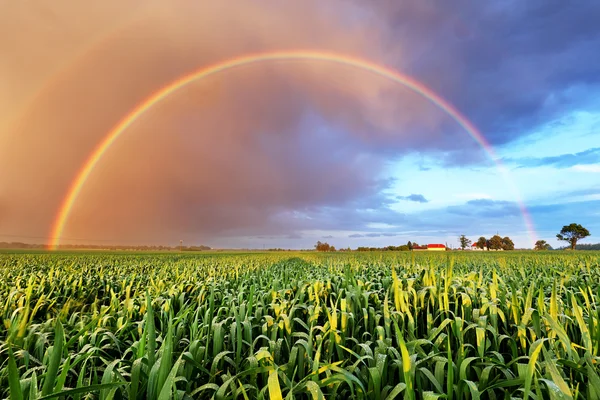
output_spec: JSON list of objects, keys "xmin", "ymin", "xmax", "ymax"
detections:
[{"xmin": 381, "ymin": 110, "xmax": 600, "ymax": 248}]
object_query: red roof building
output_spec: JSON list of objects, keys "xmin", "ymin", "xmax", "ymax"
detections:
[
  {"xmin": 472, "ymin": 242, "xmax": 484, "ymax": 251},
  {"xmin": 412, "ymin": 244, "xmax": 447, "ymax": 251}
]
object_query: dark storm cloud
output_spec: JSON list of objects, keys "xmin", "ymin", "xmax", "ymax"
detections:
[
  {"xmin": 370, "ymin": 0, "xmax": 600, "ymax": 151},
  {"xmin": 504, "ymin": 148, "xmax": 600, "ymax": 169},
  {"xmin": 397, "ymin": 194, "xmax": 429, "ymax": 203},
  {"xmin": 0, "ymin": 0, "xmax": 397, "ymax": 244}
]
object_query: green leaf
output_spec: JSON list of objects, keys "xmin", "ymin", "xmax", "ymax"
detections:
[
  {"xmin": 462, "ymin": 380, "xmax": 480, "ymax": 400},
  {"xmin": 7, "ymin": 347, "xmax": 23, "ymax": 400},
  {"xmin": 523, "ymin": 339, "xmax": 546, "ymax": 400},
  {"xmin": 384, "ymin": 383, "xmax": 407, "ymax": 400},
  {"xmin": 158, "ymin": 357, "xmax": 184, "ymax": 400},
  {"xmin": 41, "ymin": 320, "xmax": 64, "ymax": 396},
  {"xmin": 37, "ymin": 383, "xmax": 127, "ymax": 400}
]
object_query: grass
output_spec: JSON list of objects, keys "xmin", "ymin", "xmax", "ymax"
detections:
[{"xmin": 1, "ymin": 251, "xmax": 599, "ymax": 399}]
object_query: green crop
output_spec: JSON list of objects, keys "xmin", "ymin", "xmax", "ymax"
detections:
[{"xmin": 1, "ymin": 251, "xmax": 599, "ymax": 399}]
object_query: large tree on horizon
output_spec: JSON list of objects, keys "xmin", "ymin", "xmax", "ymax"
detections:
[
  {"xmin": 489, "ymin": 235, "xmax": 504, "ymax": 250},
  {"xmin": 556, "ymin": 223, "xmax": 590, "ymax": 250},
  {"xmin": 534, "ymin": 240, "xmax": 552, "ymax": 250},
  {"xmin": 459, "ymin": 235, "xmax": 471, "ymax": 250},
  {"xmin": 476, "ymin": 237, "xmax": 487, "ymax": 250},
  {"xmin": 502, "ymin": 236, "xmax": 515, "ymax": 250},
  {"xmin": 314, "ymin": 241, "xmax": 335, "ymax": 252}
]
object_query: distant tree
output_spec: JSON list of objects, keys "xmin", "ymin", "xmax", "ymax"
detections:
[
  {"xmin": 556, "ymin": 223, "xmax": 591, "ymax": 250},
  {"xmin": 501, "ymin": 236, "xmax": 515, "ymax": 250},
  {"xmin": 476, "ymin": 237, "xmax": 487, "ymax": 250},
  {"xmin": 407, "ymin": 241, "xmax": 413, "ymax": 250},
  {"xmin": 459, "ymin": 235, "xmax": 471, "ymax": 250},
  {"xmin": 534, "ymin": 240, "xmax": 552, "ymax": 250},
  {"xmin": 314, "ymin": 241, "xmax": 333, "ymax": 252},
  {"xmin": 489, "ymin": 235, "xmax": 503, "ymax": 250},
  {"xmin": 563, "ymin": 243, "xmax": 599, "ymax": 250}
]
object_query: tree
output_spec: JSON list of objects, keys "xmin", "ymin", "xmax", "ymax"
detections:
[
  {"xmin": 556, "ymin": 223, "xmax": 591, "ymax": 250},
  {"xmin": 489, "ymin": 235, "xmax": 503, "ymax": 250},
  {"xmin": 501, "ymin": 236, "xmax": 514, "ymax": 250},
  {"xmin": 459, "ymin": 235, "xmax": 471, "ymax": 250},
  {"xmin": 314, "ymin": 241, "xmax": 333, "ymax": 252},
  {"xmin": 476, "ymin": 237, "xmax": 487, "ymax": 250},
  {"xmin": 534, "ymin": 240, "xmax": 551, "ymax": 250},
  {"xmin": 407, "ymin": 241, "xmax": 413, "ymax": 251}
]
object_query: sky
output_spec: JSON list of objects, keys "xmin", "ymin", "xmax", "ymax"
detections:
[{"xmin": 1, "ymin": 0, "xmax": 599, "ymax": 249}]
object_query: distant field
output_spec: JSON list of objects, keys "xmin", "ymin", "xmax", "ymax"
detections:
[{"xmin": 1, "ymin": 251, "xmax": 599, "ymax": 399}]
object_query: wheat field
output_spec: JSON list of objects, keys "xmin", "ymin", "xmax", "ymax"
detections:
[{"xmin": 1, "ymin": 251, "xmax": 599, "ymax": 399}]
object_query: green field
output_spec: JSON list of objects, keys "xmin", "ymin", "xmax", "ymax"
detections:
[{"xmin": 1, "ymin": 251, "xmax": 600, "ymax": 399}]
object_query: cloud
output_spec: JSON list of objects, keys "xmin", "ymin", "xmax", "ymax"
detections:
[
  {"xmin": 0, "ymin": 1, "xmax": 406, "ymax": 244},
  {"xmin": 505, "ymin": 148, "xmax": 600, "ymax": 169},
  {"xmin": 321, "ymin": 235, "xmax": 334, "ymax": 239},
  {"xmin": 554, "ymin": 186, "xmax": 600, "ymax": 199},
  {"xmin": 446, "ymin": 199, "xmax": 522, "ymax": 219},
  {"xmin": 376, "ymin": 1, "xmax": 600, "ymax": 148},
  {"xmin": 397, "ymin": 194, "xmax": 429, "ymax": 203},
  {"xmin": 454, "ymin": 193, "xmax": 493, "ymax": 201},
  {"xmin": 571, "ymin": 164, "xmax": 600, "ymax": 173},
  {"xmin": 348, "ymin": 234, "xmax": 364, "ymax": 238}
]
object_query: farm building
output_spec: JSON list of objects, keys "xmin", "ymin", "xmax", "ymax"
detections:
[
  {"xmin": 412, "ymin": 244, "xmax": 447, "ymax": 251},
  {"xmin": 427, "ymin": 244, "xmax": 446, "ymax": 251}
]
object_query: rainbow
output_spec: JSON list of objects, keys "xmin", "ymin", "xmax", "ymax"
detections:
[{"xmin": 49, "ymin": 50, "xmax": 537, "ymax": 249}]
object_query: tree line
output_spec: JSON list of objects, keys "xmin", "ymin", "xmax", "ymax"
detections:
[
  {"xmin": 534, "ymin": 223, "xmax": 591, "ymax": 250},
  {"xmin": 315, "ymin": 241, "xmax": 422, "ymax": 252},
  {"xmin": 458, "ymin": 234, "xmax": 515, "ymax": 250}
]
